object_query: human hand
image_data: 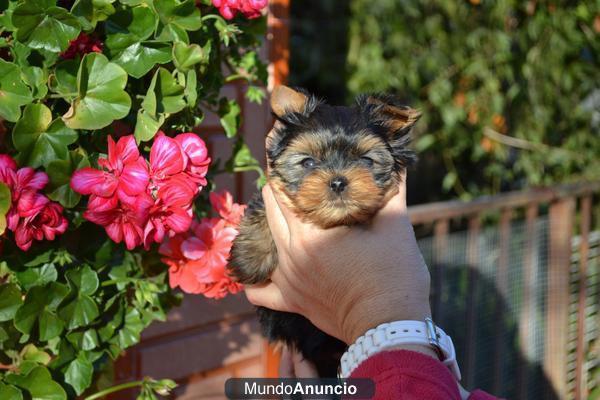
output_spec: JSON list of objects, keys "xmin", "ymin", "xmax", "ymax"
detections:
[
  {"xmin": 279, "ymin": 346, "xmax": 319, "ymax": 378},
  {"xmin": 245, "ymin": 173, "xmax": 432, "ymax": 345}
]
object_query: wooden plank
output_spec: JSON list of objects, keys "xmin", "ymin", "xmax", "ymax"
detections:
[
  {"xmin": 545, "ymin": 198, "xmax": 575, "ymax": 399},
  {"xmin": 492, "ymin": 209, "xmax": 512, "ymax": 394},
  {"xmin": 518, "ymin": 203, "xmax": 538, "ymax": 399},
  {"xmin": 408, "ymin": 181, "xmax": 600, "ymax": 225},
  {"xmin": 267, "ymin": 0, "xmax": 290, "ymax": 88},
  {"xmin": 464, "ymin": 214, "xmax": 481, "ymax": 387},
  {"xmin": 432, "ymin": 219, "xmax": 449, "ymax": 320},
  {"xmin": 574, "ymin": 195, "xmax": 592, "ymax": 400}
]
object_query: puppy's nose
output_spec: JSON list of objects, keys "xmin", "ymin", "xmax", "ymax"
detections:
[{"xmin": 329, "ymin": 176, "xmax": 348, "ymax": 194}]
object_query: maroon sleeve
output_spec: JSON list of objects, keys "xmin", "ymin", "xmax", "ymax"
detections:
[
  {"xmin": 348, "ymin": 350, "xmax": 461, "ymax": 399},
  {"xmin": 348, "ymin": 350, "xmax": 501, "ymax": 400}
]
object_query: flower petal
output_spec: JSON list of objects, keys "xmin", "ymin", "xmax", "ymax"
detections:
[
  {"xmin": 175, "ymin": 133, "xmax": 209, "ymax": 165},
  {"xmin": 71, "ymin": 167, "xmax": 118, "ymax": 196},
  {"xmin": 181, "ymin": 237, "xmax": 207, "ymax": 260},
  {"xmin": 119, "ymin": 157, "xmax": 149, "ymax": 196},
  {"xmin": 150, "ymin": 133, "xmax": 186, "ymax": 177}
]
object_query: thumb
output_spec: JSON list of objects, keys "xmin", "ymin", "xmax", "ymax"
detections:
[{"xmin": 244, "ymin": 282, "xmax": 291, "ymax": 312}]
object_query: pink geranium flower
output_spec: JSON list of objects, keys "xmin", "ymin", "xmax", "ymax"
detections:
[
  {"xmin": 71, "ymin": 136, "xmax": 149, "ymax": 201},
  {"xmin": 212, "ymin": 0, "xmax": 267, "ymax": 20},
  {"xmin": 175, "ymin": 133, "xmax": 211, "ymax": 190},
  {"xmin": 143, "ymin": 181, "xmax": 194, "ymax": 249},
  {"xmin": 0, "ymin": 154, "xmax": 68, "ymax": 251},
  {"xmin": 14, "ymin": 192, "xmax": 68, "ymax": 251},
  {"xmin": 84, "ymin": 192, "xmax": 153, "ymax": 250},
  {"xmin": 72, "ymin": 133, "xmax": 210, "ymax": 250}
]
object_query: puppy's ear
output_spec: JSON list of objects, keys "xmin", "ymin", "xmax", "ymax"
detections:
[
  {"xmin": 270, "ymin": 85, "xmax": 309, "ymax": 117},
  {"xmin": 360, "ymin": 94, "xmax": 420, "ymax": 167},
  {"xmin": 363, "ymin": 94, "xmax": 421, "ymax": 136}
]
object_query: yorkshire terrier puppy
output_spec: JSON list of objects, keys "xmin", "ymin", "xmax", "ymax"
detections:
[{"xmin": 228, "ymin": 86, "xmax": 420, "ymax": 377}]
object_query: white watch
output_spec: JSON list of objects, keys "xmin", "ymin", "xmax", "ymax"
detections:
[{"xmin": 339, "ymin": 318, "xmax": 461, "ymax": 381}]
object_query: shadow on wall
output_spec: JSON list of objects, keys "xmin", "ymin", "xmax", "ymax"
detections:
[{"xmin": 433, "ymin": 263, "xmax": 559, "ymax": 400}]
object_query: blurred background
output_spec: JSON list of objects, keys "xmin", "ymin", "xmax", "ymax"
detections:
[{"xmin": 115, "ymin": 1, "xmax": 600, "ymax": 399}]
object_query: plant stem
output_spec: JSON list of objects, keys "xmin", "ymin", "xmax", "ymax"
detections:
[{"xmin": 84, "ymin": 380, "xmax": 145, "ymax": 400}]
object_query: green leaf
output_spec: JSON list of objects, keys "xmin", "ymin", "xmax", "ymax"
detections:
[
  {"xmin": 21, "ymin": 344, "xmax": 51, "ymax": 365},
  {"xmin": 172, "ymin": 41, "xmax": 206, "ymax": 71},
  {"xmin": 105, "ymin": 4, "xmax": 156, "ymax": 44},
  {"xmin": 110, "ymin": 41, "xmax": 172, "ymax": 78},
  {"xmin": 0, "ymin": 284, "xmax": 23, "ymax": 322},
  {"xmin": 12, "ymin": 0, "xmax": 80, "ymax": 52},
  {"xmin": 134, "ymin": 110, "xmax": 164, "ymax": 143},
  {"xmin": 0, "ymin": 60, "xmax": 33, "ymax": 122},
  {"xmin": 6, "ymin": 366, "xmax": 67, "ymax": 400},
  {"xmin": 134, "ymin": 67, "xmax": 184, "ymax": 142},
  {"xmin": 0, "ymin": 182, "xmax": 10, "ymax": 235},
  {"xmin": 24, "ymin": 250, "xmax": 53, "ymax": 267},
  {"xmin": 46, "ymin": 149, "xmax": 90, "ymax": 208},
  {"xmin": 67, "ymin": 265, "xmax": 99, "ymax": 295},
  {"xmin": 59, "ymin": 265, "xmax": 99, "ymax": 329},
  {"xmin": 0, "ymin": 383, "xmax": 23, "ymax": 400},
  {"xmin": 49, "ymin": 59, "xmax": 78, "ymax": 99},
  {"xmin": 226, "ymin": 139, "xmax": 260, "ymax": 172},
  {"xmin": 12, "ymin": 103, "xmax": 78, "ymax": 168},
  {"xmin": 184, "ymin": 69, "xmax": 197, "ymax": 107},
  {"xmin": 219, "ymin": 99, "xmax": 241, "ymax": 138},
  {"xmin": 154, "ymin": 0, "xmax": 202, "ymax": 43},
  {"xmin": 151, "ymin": 67, "xmax": 186, "ymax": 114},
  {"xmin": 21, "ymin": 66, "xmax": 48, "ymax": 100},
  {"xmin": 64, "ymin": 354, "xmax": 93, "ymax": 395},
  {"xmin": 62, "ymin": 52, "xmax": 131, "ymax": 130},
  {"xmin": 16, "ymin": 264, "xmax": 58, "ymax": 290},
  {"xmin": 71, "ymin": 0, "xmax": 115, "ymax": 30},
  {"xmin": 246, "ymin": 86, "xmax": 265, "ymax": 104},
  {"xmin": 14, "ymin": 283, "xmax": 69, "ymax": 341},
  {"xmin": 118, "ymin": 308, "xmax": 144, "ymax": 348}
]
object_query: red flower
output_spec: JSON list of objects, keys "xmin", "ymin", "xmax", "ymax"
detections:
[
  {"xmin": 143, "ymin": 182, "xmax": 194, "ymax": 249},
  {"xmin": 84, "ymin": 192, "xmax": 153, "ymax": 250},
  {"xmin": 71, "ymin": 136, "xmax": 149, "ymax": 201},
  {"xmin": 210, "ymin": 190, "xmax": 246, "ymax": 226},
  {"xmin": 212, "ymin": 0, "xmax": 267, "ymax": 20},
  {"xmin": 72, "ymin": 133, "xmax": 210, "ymax": 250},
  {"xmin": 61, "ymin": 33, "xmax": 103, "ymax": 60},
  {"xmin": 0, "ymin": 154, "xmax": 67, "ymax": 251},
  {"xmin": 181, "ymin": 218, "xmax": 238, "ymax": 275},
  {"xmin": 159, "ymin": 190, "xmax": 246, "ymax": 299},
  {"xmin": 14, "ymin": 192, "xmax": 68, "ymax": 251},
  {"xmin": 175, "ymin": 133, "xmax": 211, "ymax": 191}
]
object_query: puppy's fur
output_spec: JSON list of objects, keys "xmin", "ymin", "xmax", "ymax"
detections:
[{"xmin": 228, "ymin": 86, "xmax": 419, "ymax": 377}]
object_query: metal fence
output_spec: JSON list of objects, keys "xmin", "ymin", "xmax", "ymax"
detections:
[{"xmin": 409, "ymin": 181, "xmax": 600, "ymax": 400}]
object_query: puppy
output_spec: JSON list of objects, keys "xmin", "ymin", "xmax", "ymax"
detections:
[{"xmin": 228, "ymin": 86, "xmax": 419, "ymax": 377}]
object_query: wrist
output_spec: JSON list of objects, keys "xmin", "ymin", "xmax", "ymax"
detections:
[{"xmin": 340, "ymin": 294, "xmax": 432, "ymax": 344}]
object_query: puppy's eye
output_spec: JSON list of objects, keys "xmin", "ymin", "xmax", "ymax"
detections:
[
  {"xmin": 301, "ymin": 158, "xmax": 316, "ymax": 169},
  {"xmin": 361, "ymin": 156, "xmax": 374, "ymax": 167}
]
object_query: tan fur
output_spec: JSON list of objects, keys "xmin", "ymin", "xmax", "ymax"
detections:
[
  {"xmin": 270, "ymin": 86, "xmax": 308, "ymax": 117},
  {"xmin": 292, "ymin": 167, "xmax": 389, "ymax": 228}
]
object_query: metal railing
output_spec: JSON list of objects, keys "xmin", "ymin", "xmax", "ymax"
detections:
[{"xmin": 408, "ymin": 181, "xmax": 600, "ymax": 399}]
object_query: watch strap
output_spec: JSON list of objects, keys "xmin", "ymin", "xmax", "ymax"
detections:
[{"xmin": 339, "ymin": 318, "xmax": 461, "ymax": 381}]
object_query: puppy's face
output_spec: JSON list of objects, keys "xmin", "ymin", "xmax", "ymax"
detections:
[{"xmin": 267, "ymin": 86, "xmax": 420, "ymax": 228}]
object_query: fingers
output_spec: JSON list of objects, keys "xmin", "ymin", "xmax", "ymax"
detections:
[
  {"xmin": 278, "ymin": 346, "xmax": 320, "ymax": 378},
  {"xmin": 291, "ymin": 348, "xmax": 319, "ymax": 378},
  {"xmin": 278, "ymin": 346, "xmax": 294, "ymax": 378},
  {"xmin": 373, "ymin": 171, "xmax": 409, "ymax": 231},
  {"xmin": 244, "ymin": 281, "xmax": 290, "ymax": 312},
  {"xmin": 262, "ymin": 184, "xmax": 291, "ymax": 248}
]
